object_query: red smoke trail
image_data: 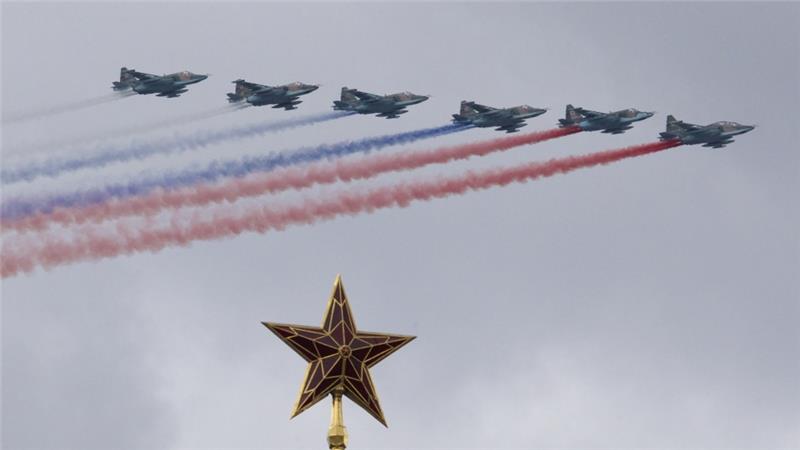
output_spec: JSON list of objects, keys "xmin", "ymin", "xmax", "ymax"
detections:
[
  {"xmin": 0, "ymin": 139, "xmax": 681, "ymax": 277},
  {"xmin": 3, "ymin": 127, "xmax": 581, "ymax": 233}
]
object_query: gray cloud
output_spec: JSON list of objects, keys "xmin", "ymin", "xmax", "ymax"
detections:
[{"xmin": 2, "ymin": 2, "xmax": 798, "ymax": 449}]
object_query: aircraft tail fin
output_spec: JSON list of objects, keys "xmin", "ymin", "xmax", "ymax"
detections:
[
  {"xmin": 119, "ymin": 67, "xmax": 135, "ymax": 82},
  {"xmin": 233, "ymin": 79, "xmax": 255, "ymax": 99},
  {"xmin": 659, "ymin": 115, "xmax": 683, "ymax": 141},
  {"xmin": 112, "ymin": 67, "xmax": 136, "ymax": 91},
  {"xmin": 340, "ymin": 87, "xmax": 359, "ymax": 103},
  {"xmin": 665, "ymin": 115, "xmax": 682, "ymax": 133},
  {"xmin": 558, "ymin": 104, "xmax": 583, "ymax": 127},
  {"xmin": 224, "ymin": 79, "xmax": 245, "ymax": 102},
  {"xmin": 459, "ymin": 101, "xmax": 479, "ymax": 117}
]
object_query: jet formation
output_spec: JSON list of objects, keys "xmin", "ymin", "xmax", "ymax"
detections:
[
  {"xmin": 226, "ymin": 79, "xmax": 319, "ymax": 109},
  {"xmin": 108, "ymin": 67, "xmax": 754, "ymax": 147},
  {"xmin": 559, "ymin": 104, "xmax": 654, "ymax": 134},
  {"xmin": 332, "ymin": 87, "xmax": 429, "ymax": 118},
  {"xmin": 452, "ymin": 101, "xmax": 547, "ymax": 133},
  {"xmin": 112, "ymin": 67, "xmax": 208, "ymax": 98},
  {"xmin": 659, "ymin": 115, "xmax": 755, "ymax": 148}
]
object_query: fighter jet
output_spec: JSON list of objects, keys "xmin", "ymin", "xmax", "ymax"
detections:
[
  {"xmin": 451, "ymin": 101, "xmax": 547, "ymax": 133},
  {"xmin": 332, "ymin": 87, "xmax": 429, "ymax": 118},
  {"xmin": 227, "ymin": 79, "xmax": 319, "ymax": 110},
  {"xmin": 659, "ymin": 115, "xmax": 755, "ymax": 148},
  {"xmin": 111, "ymin": 67, "xmax": 208, "ymax": 98},
  {"xmin": 558, "ymin": 104, "xmax": 654, "ymax": 134}
]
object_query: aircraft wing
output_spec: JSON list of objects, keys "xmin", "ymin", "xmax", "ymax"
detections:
[
  {"xmin": 675, "ymin": 120, "xmax": 702, "ymax": 132},
  {"xmin": 157, "ymin": 88, "xmax": 188, "ymax": 98},
  {"xmin": 483, "ymin": 109, "xmax": 515, "ymax": 121},
  {"xmin": 469, "ymin": 102, "xmax": 496, "ymax": 113},
  {"xmin": 351, "ymin": 90, "xmax": 382, "ymax": 102},
  {"xmin": 377, "ymin": 109, "xmax": 408, "ymax": 119},
  {"xmin": 702, "ymin": 139, "xmax": 733, "ymax": 148},
  {"xmin": 258, "ymin": 86, "xmax": 288, "ymax": 97},
  {"xmin": 130, "ymin": 71, "xmax": 160, "ymax": 82},
  {"xmin": 601, "ymin": 124, "xmax": 633, "ymax": 134},
  {"xmin": 496, "ymin": 121, "xmax": 527, "ymax": 133},
  {"xmin": 574, "ymin": 108, "xmax": 604, "ymax": 119},
  {"xmin": 274, "ymin": 98, "xmax": 303, "ymax": 110},
  {"xmin": 240, "ymin": 81, "xmax": 273, "ymax": 93}
]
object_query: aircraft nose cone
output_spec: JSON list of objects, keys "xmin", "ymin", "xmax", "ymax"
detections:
[
  {"xmin": 741, "ymin": 125, "xmax": 755, "ymax": 133},
  {"xmin": 306, "ymin": 85, "xmax": 320, "ymax": 93},
  {"xmin": 417, "ymin": 95, "xmax": 430, "ymax": 103}
]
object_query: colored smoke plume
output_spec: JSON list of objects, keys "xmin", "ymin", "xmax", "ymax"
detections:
[
  {"xmin": 4, "ymin": 127, "xmax": 580, "ymax": 232},
  {"xmin": 0, "ymin": 139, "xmax": 681, "ymax": 277},
  {"xmin": 0, "ymin": 123, "xmax": 470, "ymax": 220},
  {"xmin": 1, "ymin": 110, "xmax": 352, "ymax": 184},
  {"xmin": 3, "ymin": 92, "xmax": 135, "ymax": 124},
  {"xmin": 3, "ymin": 103, "xmax": 249, "ymax": 159}
]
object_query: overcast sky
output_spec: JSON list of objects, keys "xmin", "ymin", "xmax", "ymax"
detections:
[{"xmin": 2, "ymin": 2, "xmax": 799, "ymax": 449}]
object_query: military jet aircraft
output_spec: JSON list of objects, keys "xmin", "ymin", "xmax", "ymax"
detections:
[
  {"xmin": 332, "ymin": 87, "xmax": 429, "ymax": 118},
  {"xmin": 558, "ymin": 104, "xmax": 654, "ymax": 134},
  {"xmin": 659, "ymin": 115, "xmax": 755, "ymax": 148},
  {"xmin": 226, "ymin": 80, "xmax": 319, "ymax": 110},
  {"xmin": 111, "ymin": 67, "xmax": 208, "ymax": 98},
  {"xmin": 451, "ymin": 101, "xmax": 547, "ymax": 133}
]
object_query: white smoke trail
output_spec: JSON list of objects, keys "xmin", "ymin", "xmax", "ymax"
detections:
[
  {"xmin": 2, "ymin": 91, "xmax": 135, "ymax": 124},
  {"xmin": 4, "ymin": 103, "xmax": 248, "ymax": 156}
]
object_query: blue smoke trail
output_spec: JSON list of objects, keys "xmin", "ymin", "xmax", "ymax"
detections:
[
  {"xmin": 1, "ymin": 111, "xmax": 354, "ymax": 184},
  {"xmin": 1, "ymin": 123, "xmax": 471, "ymax": 220}
]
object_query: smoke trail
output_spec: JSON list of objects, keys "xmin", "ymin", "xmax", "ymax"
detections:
[
  {"xmin": 3, "ymin": 103, "xmax": 249, "ymax": 158},
  {"xmin": 4, "ymin": 127, "xmax": 580, "ymax": 232},
  {"xmin": 2, "ymin": 92, "xmax": 135, "ymax": 124},
  {"xmin": 0, "ymin": 123, "xmax": 470, "ymax": 220},
  {"xmin": 1, "ymin": 110, "xmax": 353, "ymax": 184},
  {"xmin": 0, "ymin": 140, "xmax": 681, "ymax": 277}
]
